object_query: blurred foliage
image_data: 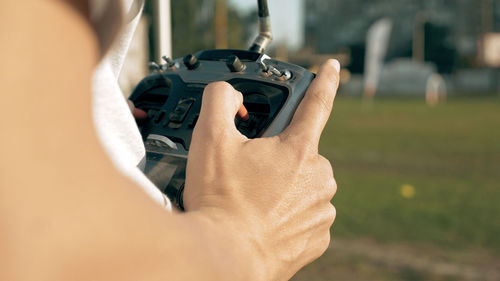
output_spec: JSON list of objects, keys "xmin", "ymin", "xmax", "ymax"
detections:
[
  {"xmin": 170, "ymin": 0, "xmax": 247, "ymax": 57},
  {"xmin": 146, "ymin": 0, "xmax": 249, "ymax": 59}
]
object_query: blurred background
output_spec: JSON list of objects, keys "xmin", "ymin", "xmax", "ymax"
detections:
[{"xmin": 121, "ymin": 0, "xmax": 500, "ymax": 280}]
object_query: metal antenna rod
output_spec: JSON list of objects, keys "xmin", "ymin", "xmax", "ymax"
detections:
[{"xmin": 249, "ymin": 0, "xmax": 273, "ymax": 53}]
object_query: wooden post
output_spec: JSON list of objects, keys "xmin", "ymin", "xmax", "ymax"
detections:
[
  {"xmin": 215, "ymin": 0, "xmax": 228, "ymax": 49},
  {"xmin": 481, "ymin": 0, "xmax": 494, "ymax": 34},
  {"xmin": 413, "ymin": 12, "xmax": 425, "ymax": 62}
]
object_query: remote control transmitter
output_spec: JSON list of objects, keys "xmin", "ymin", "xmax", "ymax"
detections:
[{"xmin": 129, "ymin": 1, "xmax": 315, "ymax": 210}]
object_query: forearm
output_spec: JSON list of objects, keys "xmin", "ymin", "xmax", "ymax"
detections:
[
  {"xmin": 1, "ymin": 164, "xmax": 263, "ymax": 281},
  {"xmin": 0, "ymin": 2, "xmax": 263, "ymax": 279}
]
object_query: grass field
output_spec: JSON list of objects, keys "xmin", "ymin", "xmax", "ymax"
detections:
[{"xmin": 291, "ymin": 97, "xmax": 500, "ymax": 281}]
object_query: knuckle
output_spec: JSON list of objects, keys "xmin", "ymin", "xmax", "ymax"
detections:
[
  {"xmin": 324, "ymin": 174, "xmax": 337, "ymax": 200},
  {"xmin": 279, "ymin": 132, "xmax": 317, "ymax": 162},
  {"xmin": 329, "ymin": 177, "xmax": 338, "ymax": 199},
  {"xmin": 233, "ymin": 88, "xmax": 243, "ymax": 101},
  {"xmin": 318, "ymin": 231, "xmax": 332, "ymax": 255},
  {"xmin": 309, "ymin": 89, "xmax": 333, "ymax": 114},
  {"xmin": 205, "ymin": 81, "xmax": 233, "ymax": 93},
  {"xmin": 326, "ymin": 203, "xmax": 337, "ymax": 226},
  {"xmin": 204, "ymin": 82, "xmax": 242, "ymax": 110},
  {"xmin": 317, "ymin": 156, "xmax": 337, "ymax": 199},
  {"xmin": 203, "ymin": 82, "xmax": 235, "ymax": 101},
  {"xmin": 318, "ymin": 155, "xmax": 333, "ymax": 172}
]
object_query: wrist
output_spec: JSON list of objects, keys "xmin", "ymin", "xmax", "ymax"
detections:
[{"xmin": 185, "ymin": 209, "xmax": 270, "ymax": 281}]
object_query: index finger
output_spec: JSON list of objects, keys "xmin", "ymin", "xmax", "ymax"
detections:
[{"xmin": 281, "ymin": 59, "xmax": 340, "ymax": 147}]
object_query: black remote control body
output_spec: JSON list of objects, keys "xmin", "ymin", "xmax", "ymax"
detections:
[{"xmin": 129, "ymin": 49, "xmax": 315, "ymax": 210}]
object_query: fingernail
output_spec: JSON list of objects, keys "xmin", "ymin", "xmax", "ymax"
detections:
[{"xmin": 330, "ymin": 59, "xmax": 341, "ymax": 73}]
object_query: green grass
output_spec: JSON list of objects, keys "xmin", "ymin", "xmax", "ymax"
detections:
[{"xmin": 319, "ymin": 97, "xmax": 500, "ymax": 253}]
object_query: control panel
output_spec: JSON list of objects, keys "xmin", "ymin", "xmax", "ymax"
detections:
[{"xmin": 129, "ymin": 49, "xmax": 315, "ymax": 210}]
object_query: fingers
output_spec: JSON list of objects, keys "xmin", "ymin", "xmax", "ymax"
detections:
[
  {"xmin": 133, "ymin": 108, "xmax": 148, "ymax": 119},
  {"xmin": 196, "ymin": 81, "xmax": 243, "ymax": 139},
  {"xmin": 281, "ymin": 59, "xmax": 340, "ymax": 148},
  {"xmin": 127, "ymin": 100, "xmax": 148, "ymax": 119}
]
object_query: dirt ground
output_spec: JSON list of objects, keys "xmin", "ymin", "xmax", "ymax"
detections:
[{"xmin": 291, "ymin": 238, "xmax": 500, "ymax": 281}]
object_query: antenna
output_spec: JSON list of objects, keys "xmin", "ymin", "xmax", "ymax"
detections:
[{"xmin": 249, "ymin": 0, "xmax": 273, "ymax": 53}]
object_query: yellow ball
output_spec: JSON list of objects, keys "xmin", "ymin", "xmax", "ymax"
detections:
[{"xmin": 400, "ymin": 184, "xmax": 416, "ymax": 199}]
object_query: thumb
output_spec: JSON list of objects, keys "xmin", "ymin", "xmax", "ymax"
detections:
[{"xmin": 196, "ymin": 82, "xmax": 243, "ymax": 138}]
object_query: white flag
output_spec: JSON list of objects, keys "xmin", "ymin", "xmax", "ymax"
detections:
[{"xmin": 364, "ymin": 18, "xmax": 393, "ymax": 98}]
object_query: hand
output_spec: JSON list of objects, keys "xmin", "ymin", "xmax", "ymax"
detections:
[{"xmin": 184, "ymin": 59, "xmax": 341, "ymax": 281}]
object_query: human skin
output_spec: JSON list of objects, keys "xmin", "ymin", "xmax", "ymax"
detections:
[{"xmin": 0, "ymin": 1, "xmax": 340, "ymax": 281}]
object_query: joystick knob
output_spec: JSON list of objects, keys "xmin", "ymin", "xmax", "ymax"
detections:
[
  {"xmin": 183, "ymin": 54, "xmax": 200, "ymax": 70},
  {"xmin": 226, "ymin": 55, "xmax": 246, "ymax": 72}
]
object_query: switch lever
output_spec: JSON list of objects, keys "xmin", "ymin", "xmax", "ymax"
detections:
[
  {"xmin": 237, "ymin": 104, "xmax": 250, "ymax": 121},
  {"xmin": 226, "ymin": 55, "xmax": 246, "ymax": 72}
]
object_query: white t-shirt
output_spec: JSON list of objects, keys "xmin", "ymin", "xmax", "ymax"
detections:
[{"xmin": 90, "ymin": 0, "xmax": 172, "ymax": 210}]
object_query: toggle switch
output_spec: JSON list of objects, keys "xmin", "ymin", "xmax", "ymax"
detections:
[
  {"xmin": 226, "ymin": 55, "xmax": 246, "ymax": 72},
  {"xmin": 169, "ymin": 98, "xmax": 194, "ymax": 124},
  {"xmin": 183, "ymin": 54, "xmax": 200, "ymax": 70}
]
